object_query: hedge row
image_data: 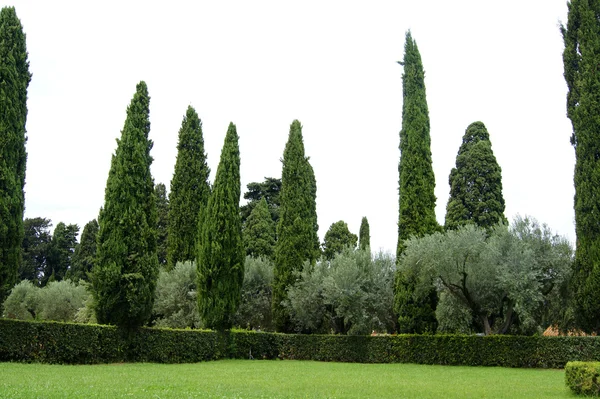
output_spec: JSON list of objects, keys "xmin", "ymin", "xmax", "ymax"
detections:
[
  {"xmin": 1, "ymin": 319, "xmax": 599, "ymax": 367},
  {"xmin": 565, "ymin": 361, "xmax": 600, "ymax": 395}
]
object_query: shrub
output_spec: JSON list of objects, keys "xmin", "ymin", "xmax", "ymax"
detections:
[
  {"xmin": 233, "ymin": 256, "xmax": 274, "ymax": 331},
  {"xmin": 2, "ymin": 280, "xmax": 39, "ymax": 320},
  {"xmin": 152, "ymin": 261, "xmax": 201, "ymax": 329},
  {"xmin": 565, "ymin": 361, "xmax": 600, "ymax": 395},
  {"xmin": 37, "ymin": 280, "xmax": 89, "ymax": 322}
]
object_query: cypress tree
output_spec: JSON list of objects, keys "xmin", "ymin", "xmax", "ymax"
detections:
[
  {"xmin": 243, "ymin": 197, "xmax": 276, "ymax": 259},
  {"xmin": 44, "ymin": 222, "xmax": 79, "ymax": 285},
  {"xmin": 272, "ymin": 120, "xmax": 319, "ymax": 332},
  {"xmin": 445, "ymin": 121, "xmax": 507, "ymax": 230},
  {"xmin": 394, "ymin": 31, "xmax": 439, "ymax": 333},
  {"xmin": 0, "ymin": 6, "xmax": 31, "ymax": 303},
  {"xmin": 197, "ymin": 122, "xmax": 244, "ymax": 330},
  {"xmin": 68, "ymin": 219, "xmax": 99, "ymax": 282},
  {"xmin": 92, "ymin": 81, "xmax": 159, "ymax": 329},
  {"xmin": 359, "ymin": 216, "xmax": 370, "ymax": 251},
  {"xmin": 322, "ymin": 220, "xmax": 357, "ymax": 261},
  {"xmin": 155, "ymin": 183, "xmax": 169, "ymax": 267},
  {"xmin": 167, "ymin": 106, "xmax": 210, "ymax": 271},
  {"xmin": 562, "ymin": 0, "xmax": 600, "ymax": 332}
]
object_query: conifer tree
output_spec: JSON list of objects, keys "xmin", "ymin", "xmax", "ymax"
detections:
[
  {"xmin": 359, "ymin": 216, "xmax": 370, "ymax": 251},
  {"xmin": 0, "ymin": 7, "xmax": 31, "ymax": 304},
  {"xmin": 197, "ymin": 122, "xmax": 244, "ymax": 330},
  {"xmin": 155, "ymin": 183, "xmax": 169, "ymax": 266},
  {"xmin": 167, "ymin": 106, "xmax": 210, "ymax": 270},
  {"xmin": 562, "ymin": 0, "xmax": 600, "ymax": 332},
  {"xmin": 445, "ymin": 121, "xmax": 507, "ymax": 230},
  {"xmin": 272, "ymin": 120, "xmax": 319, "ymax": 332},
  {"xmin": 243, "ymin": 197, "xmax": 276, "ymax": 259},
  {"xmin": 92, "ymin": 81, "xmax": 159, "ymax": 329},
  {"xmin": 44, "ymin": 222, "xmax": 79, "ymax": 285},
  {"xmin": 68, "ymin": 219, "xmax": 99, "ymax": 282},
  {"xmin": 394, "ymin": 31, "xmax": 439, "ymax": 333},
  {"xmin": 322, "ymin": 220, "xmax": 357, "ymax": 260}
]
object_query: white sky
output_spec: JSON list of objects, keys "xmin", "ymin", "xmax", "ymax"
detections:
[{"xmin": 8, "ymin": 1, "xmax": 574, "ymax": 254}]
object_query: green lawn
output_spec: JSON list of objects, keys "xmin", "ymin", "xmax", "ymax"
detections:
[{"xmin": 0, "ymin": 360, "xmax": 573, "ymax": 398}]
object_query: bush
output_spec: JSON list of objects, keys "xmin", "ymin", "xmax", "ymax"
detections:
[
  {"xmin": 233, "ymin": 256, "xmax": 274, "ymax": 331},
  {"xmin": 565, "ymin": 361, "xmax": 600, "ymax": 395},
  {"xmin": 2, "ymin": 280, "xmax": 39, "ymax": 320},
  {"xmin": 37, "ymin": 280, "xmax": 89, "ymax": 322},
  {"xmin": 152, "ymin": 261, "xmax": 201, "ymax": 329}
]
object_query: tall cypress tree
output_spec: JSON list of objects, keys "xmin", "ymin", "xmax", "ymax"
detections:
[
  {"xmin": 445, "ymin": 121, "xmax": 507, "ymax": 230},
  {"xmin": 394, "ymin": 31, "xmax": 439, "ymax": 333},
  {"xmin": 243, "ymin": 197, "xmax": 276, "ymax": 259},
  {"xmin": 68, "ymin": 219, "xmax": 99, "ymax": 282},
  {"xmin": 359, "ymin": 216, "xmax": 370, "ymax": 251},
  {"xmin": 272, "ymin": 120, "xmax": 319, "ymax": 332},
  {"xmin": 167, "ymin": 106, "xmax": 210, "ymax": 271},
  {"xmin": 0, "ymin": 7, "xmax": 31, "ymax": 304},
  {"xmin": 197, "ymin": 122, "xmax": 244, "ymax": 330},
  {"xmin": 92, "ymin": 81, "xmax": 159, "ymax": 329},
  {"xmin": 154, "ymin": 183, "xmax": 169, "ymax": 266},
  {"xmin": 562, "ymin": 0, "xmax": 600, "ymax": 332}
]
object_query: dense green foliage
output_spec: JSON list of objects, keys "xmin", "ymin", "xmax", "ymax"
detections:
[
  {"xmin": 273, "ymin": 120, "xmax": 319, "ymax": 332},
  {"xmin": 445, "ymin": 121, "xmax": 507, "ymax": 230},
  {"xmin": 286, "ymin": 249, "xmax": 396, "ymax": 335},
  {"xmin": 0, "ymin": 7, "xmax": 31, "ymax": 305},
  {"xmin": 154, "ymin": 182, "xmax": 169, "ymax": 266},
  {"xmin": 565, "ymin": 361, "xmax": 600, "ymax": 395},
  {"xmin": 43, "ymin": 222, "xmax": 79, "ymax": 285},
  {"xmin": 359, "ymin": 216, "xmax": 370, "ymax": 251},
  {"xmin": 197, "ymin": 123, "xmax": 244, "ymax": 330},
  {"xmin": 153, "ymin": 261, "xmax": 200, "ymax": 329},
  {"xmin": 241, "ymin": 177, "xmax": 281, "ymax": 226},
  {"xmin": 322, "ymin": 220, "xmax": 358, "ymax": 261},
  {"xmin": 19, "ymin": 217, "xmax": 52, "ymax": 284},
  {"xmin": 92, "ymin": 81, "xmax": 159, "ymax": 329},
  {"xmin": 234, "ymin": 256, "xmax": 274, "ymax": 331},
  {"xmin": 2, "ymin": 280, "xmax": 89, "ymax": 322},
  {"xmin": 395, "ymin": 32, "xmax": 440, "ymax": 333},
  {"xmin": 167, "ymin": 106, "xmax": 210, "ymax": 270},
  {"xmin": 243, "ymin": 197, "xmax": 276, "ymax": 259},
  {"xmin": 67, "ymin": 219, "xmax": 98, "ymax": 282},
  {"xmin": 2, "ymin": 318, "xmax": 600, "ymax": 369},
  {"xmin": 562, "ymin": 0, "xmax": 600, "ymax": 333},
  {"xmin": 399, "ymin": 217, "xmax": 572, "ymax": 335}
]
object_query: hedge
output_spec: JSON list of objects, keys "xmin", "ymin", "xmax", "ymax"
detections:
[
  {"xmin": 565, "ymin": 361, "xmax": 600, "ymax": 395},
  {"xmin": 1, "ymin": 319, "xmax": 600, "ymax": 367}
]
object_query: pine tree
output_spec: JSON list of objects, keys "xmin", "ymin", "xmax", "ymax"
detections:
[
  {"xmin": 68, "ymin": 219, "xmax": 99, "ymax": 282},
  {"xmin": 272, "ymin": 120, "xmax": 319, "ymax": 332},
  {"xmin": 19, "ymin": 217, "xmax": 52, "ymax": 285},
  {"xmin": 359, "ymin": 216, "xmax": 370, "ymax": 251},
  {"xmin": 167, "ymin": 106, "xmax": 210, "ymax": 270},
  {"xmin": 44, "ymin": 222, "xmax": 79, "ymax": 285},
  {"xmin": 445, "ymin": 121, "xmax": 507, "ymax": 230},
  {"xmin": 322, "ymin": 220, "xmax": 357, "ymax": 261},
  {"xmin": 562, "ymin": 0, "xmax": 600, "ymax": 332},
  {"xmin": 394, "ymin": 31, "xmax": 439, "ymax": 333},
  {"xmin": 155, "ymin": 183, "xmax": 169, "ymax": 266},
  {"xmin": 92, "ymin": 81, "xmax": 159, "ymax": 329},
  {"xmin": 240, "ymin": 177, "xmax": 281, "ymax": 226},
  {"xmin": 0, "ymin": 7, "xmax": 31, "ymax": 304},
  {"xmin": 243, "ymin": 197, "xmax": 276, "ymax": 259},
  {"xmin": 197, "ymin": 122, "xmax": 244, "ymax": 330}
]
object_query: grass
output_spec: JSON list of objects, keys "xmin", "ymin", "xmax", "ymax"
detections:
[{"xmin": 0, "ymin": 360, "xmax": 573, "ymax": 398}]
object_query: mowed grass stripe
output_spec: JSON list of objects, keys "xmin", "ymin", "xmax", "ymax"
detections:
[{"xmin": 0, "ymin": 360, "xmax": 571, "ymax": 398}]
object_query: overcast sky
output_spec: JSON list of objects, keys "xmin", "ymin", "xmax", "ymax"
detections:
[{"xmin": 9, "ymin": 1, "xmax": 573, "ymax": 254}]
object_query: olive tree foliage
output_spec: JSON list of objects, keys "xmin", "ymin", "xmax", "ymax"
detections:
[
  {"xmin": 2, "ymin": 279, "xmax": 90, "ymax": 322},
  {"xmin": 400, "ymin": 217, "xmax": 573, "ymax": 335},
  {"xmin": 285, "ymin": 249, "xmax": 396, "ymax": 335},
  {"xmin": 233, "ymin": 256, "xmax": 274, "ymax": 331},
  {"xmin": 322, "ymin": 220, "xmax": 358, "ymax": 261},
  {"xmin": 152, "ymin": 261, "xmax": 201, "ymax": 329}
]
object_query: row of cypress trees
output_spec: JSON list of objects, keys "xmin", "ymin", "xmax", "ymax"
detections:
[{"xmin": 394, "ymin": 31, "xmax": 507, "ymax": 332}]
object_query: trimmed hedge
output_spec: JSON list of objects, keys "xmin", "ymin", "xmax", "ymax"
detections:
[
  {"xmin": 1, "ymin": 319, "xmax": 600, "ymax": 367},
  {"xmin": 565, "ymin": 361, "xmax": 600, "ymax": 395}
]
